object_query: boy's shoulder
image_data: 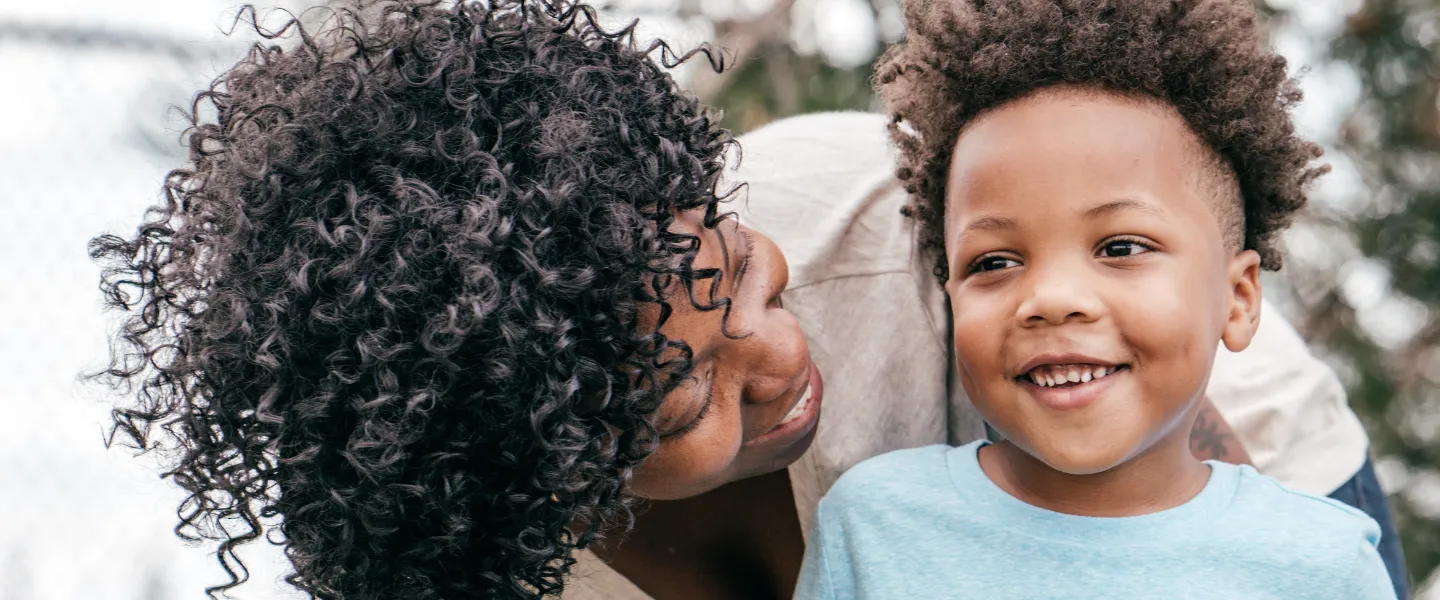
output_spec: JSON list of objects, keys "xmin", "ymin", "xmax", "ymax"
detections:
[
  {"xmin": 1212, "ymin": 464, "xmax": 1391, "ymax": 595},
  {"xmin": 1217, "ymin": 463, "xmax": 1384, "ymax": 573},
  {"xmin": 1226, "ymin": 462, "xmax": 1379, "ymax": 535}
]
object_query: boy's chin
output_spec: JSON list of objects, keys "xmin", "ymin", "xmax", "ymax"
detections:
[
  {"xmin": 1040, "ymin": 456, "xmax": 1125, "ymax": 476},
  {"xmin": 1021, "ymin": 438, "xmax": 1136, "ymax": 476}
]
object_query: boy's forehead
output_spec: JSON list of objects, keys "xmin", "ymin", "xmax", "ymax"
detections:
[
  {"xmin": 949, "ymin": 89, "xmax": 1189, "ymax": 172},
  {"xmin": 943, "ymin": 89, "xmax": 1230, "ymax": 236}
]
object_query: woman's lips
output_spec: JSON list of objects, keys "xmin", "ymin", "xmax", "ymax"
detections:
[
  {"xmin": 778, "ymin": 384, "xmax": 814, "ymax": 425},
  {"xmin": 745, "ymin": 360, "xmax": 824, "ymax": 448}
]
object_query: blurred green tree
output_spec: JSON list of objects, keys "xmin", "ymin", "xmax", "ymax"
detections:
[{"xmin": 1316, "ymin": 0, "xmax": 1440, "ymax": 591}]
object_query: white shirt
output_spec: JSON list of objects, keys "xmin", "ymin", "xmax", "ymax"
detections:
[{"xmin": 566, "ymin": 111, "xmax": 1370, "ymax": 599}]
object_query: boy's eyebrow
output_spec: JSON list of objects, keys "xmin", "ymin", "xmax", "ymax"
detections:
[
  {"xmin": 960, "ymin": 216, "xmax": 1018, "ymax": 235},
  {"xmin": 1082, "ymin": 198, "xmax": 1165, "ymax": 219},
  {"xmin": 956, "ymin": 199, "xmax": 1164, "ymax": 238}
]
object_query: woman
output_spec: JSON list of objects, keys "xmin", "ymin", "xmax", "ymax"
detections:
[
  {"xmin": 91, "ymin": 1, "xmax": 1382, "ymax": 599},
  {"xmin": 93, "ymin": 2, "xmax": 818, "ymax": 598}
]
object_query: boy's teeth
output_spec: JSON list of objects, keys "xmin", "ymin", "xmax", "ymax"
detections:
[{"xmin": 1026, "ymin": 364, "xmax": 1119, "ymax": 388}]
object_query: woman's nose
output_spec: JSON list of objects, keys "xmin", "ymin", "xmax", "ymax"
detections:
[
  {"xmin": 744, "ymin": 225, "xmax": 790, "ymax": 302},
  {"xmin": 737, "ymin": 329, "xmax": 809, "ymax": 407}
]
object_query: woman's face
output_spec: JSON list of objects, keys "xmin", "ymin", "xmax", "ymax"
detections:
[{"xmin": 627, "ymin": 210, "xmax": 823, "ymax": 500}]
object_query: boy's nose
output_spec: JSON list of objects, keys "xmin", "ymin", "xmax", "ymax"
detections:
[{"xmin": 1015, "ymin": 264, "xmax": 1106, "ymax": 327}]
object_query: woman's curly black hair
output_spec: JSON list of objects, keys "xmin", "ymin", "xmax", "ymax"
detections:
[
  {"xmin": 876, "ymin": 0, "xmax": 1328, "ymax": 282},
  {"xmin": 88, "ymin": 1, "xmax": 737, "ymax": 598}
]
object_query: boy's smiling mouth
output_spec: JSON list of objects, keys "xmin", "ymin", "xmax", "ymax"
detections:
[
  {"xmin": 1012, "ymin": 355, "xmax": 1131, "ymax": 411},
  {"xmin": 1021, "ymin": 363, "xmax": 1130, "ymax": 388},
  {"xmin": 1014, "ymin": 354, "xmax": 1131, "ymax": 391}
]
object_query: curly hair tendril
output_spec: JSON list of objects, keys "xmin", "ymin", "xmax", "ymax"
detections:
[
  {"xmin": 89, "ymin": 1, "xmax": 739, "ymax": 598},
  {"xmin": 876, "ymin": 0, "xmax": 1328, "ymax": 283}
]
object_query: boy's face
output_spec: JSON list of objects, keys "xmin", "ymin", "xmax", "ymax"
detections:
[{"xmin": 943, "ymin": 88, "xmax": 1262, "ymax": 476}]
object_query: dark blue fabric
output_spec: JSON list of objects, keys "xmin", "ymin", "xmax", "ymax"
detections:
[{"xmin": 1329, "ymin": 458, "xmax": 1409, "ymax": 600}]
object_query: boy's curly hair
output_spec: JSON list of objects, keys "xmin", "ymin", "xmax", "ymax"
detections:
[
  {"xmin": 876, "ymin": 0, "xmax": 1328, "ymax": 282},
  {"xmin": 88, "ymin": 1, "xmax": 735, "ymax": 598}
]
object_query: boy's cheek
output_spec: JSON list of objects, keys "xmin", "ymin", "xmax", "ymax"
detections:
[{"xmin": 950, "ymin": 314, "xmax": 1006, "ymax": 385}]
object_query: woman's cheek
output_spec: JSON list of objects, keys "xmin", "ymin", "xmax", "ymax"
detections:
[{"xmin": 626, "ymin": 403, "xmax": 745, "ymax": 500}]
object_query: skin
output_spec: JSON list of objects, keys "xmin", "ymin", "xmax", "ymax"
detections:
[
  {"xmin": 598, "ymin": 209, "xmax": 818, "ymax": 600},
  {"xmin": 627, "ymin": 209, "xmax": 823, "ymax": 500},
  {"xmin": 591, "ymin": 94, "xmax": 1258, "ymax": 597},
  {"xmin": 943, "ymin": 87, "xmax": 1263, "ymax": 517},
  {"xmin": 1192, "ymin": 400, "xmax": 1253, "ymax": 465}
]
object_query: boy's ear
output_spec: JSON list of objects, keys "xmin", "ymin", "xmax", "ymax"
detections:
[{"xmin": 1221, "ymin": 249, "xmax": 1262, "ymax": 353}]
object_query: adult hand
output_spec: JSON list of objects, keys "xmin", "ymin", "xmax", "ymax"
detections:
[{"xmin": 1191, "ymin": 397, "xmax": 1254, "ymax": 465}]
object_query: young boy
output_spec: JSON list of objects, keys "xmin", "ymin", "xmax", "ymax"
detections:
[{"xmin": 793, "ymin": 1, "xmax": 1398, "ymax": 599}]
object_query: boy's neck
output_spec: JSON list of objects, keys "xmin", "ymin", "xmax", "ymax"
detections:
[{"xmin": 977, "ymin": 427, "xmax": 1211, "ymax": 518}]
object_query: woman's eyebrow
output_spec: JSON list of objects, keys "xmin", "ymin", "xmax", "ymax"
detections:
[
  {"xmin": 711, "ymin": 221, "xmax": 735, "ymax": 277},
  {"xmin": 732, "ymin": 228, "xmax": 754, "ymax": 290}
]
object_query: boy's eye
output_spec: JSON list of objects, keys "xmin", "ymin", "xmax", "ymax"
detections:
[
  {"xmin": 1098, "ymin": 239, "xmax": 1153, "ymax": 258},
  {"xmin": 970, "ymin": 255, "xmax": 1021, "ymax": 273}
]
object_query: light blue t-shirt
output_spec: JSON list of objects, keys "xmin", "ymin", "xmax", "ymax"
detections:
[{"xmin": 795, "ymin": 441, "xmax": 1395, "ymax": 600}]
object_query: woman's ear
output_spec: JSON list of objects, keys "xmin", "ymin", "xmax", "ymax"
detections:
[{"xmin": 1221, "ymin": 249, "xmax": 1262, "ymax": 353}]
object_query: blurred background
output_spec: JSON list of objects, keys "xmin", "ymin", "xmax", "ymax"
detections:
[{"xmin": 0, "ymin": 0, "xmax": 1436, "ymax": 598}]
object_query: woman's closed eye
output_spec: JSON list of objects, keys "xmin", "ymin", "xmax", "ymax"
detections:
[{"xmin": 659, "ymin": 374, "xmax": 715, "ymax": 441}]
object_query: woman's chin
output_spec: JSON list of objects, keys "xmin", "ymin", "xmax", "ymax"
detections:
[
  {"xmin": 632, "ymin": 418, "xmax": 821, "ymax": 501},
  {"xmin": 737, "ymin": 416, "xmax": 821, "ymax": 480},
  {"xmin": 631, "ymin": 362, "xmax": 825, "ymax": 500}
]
